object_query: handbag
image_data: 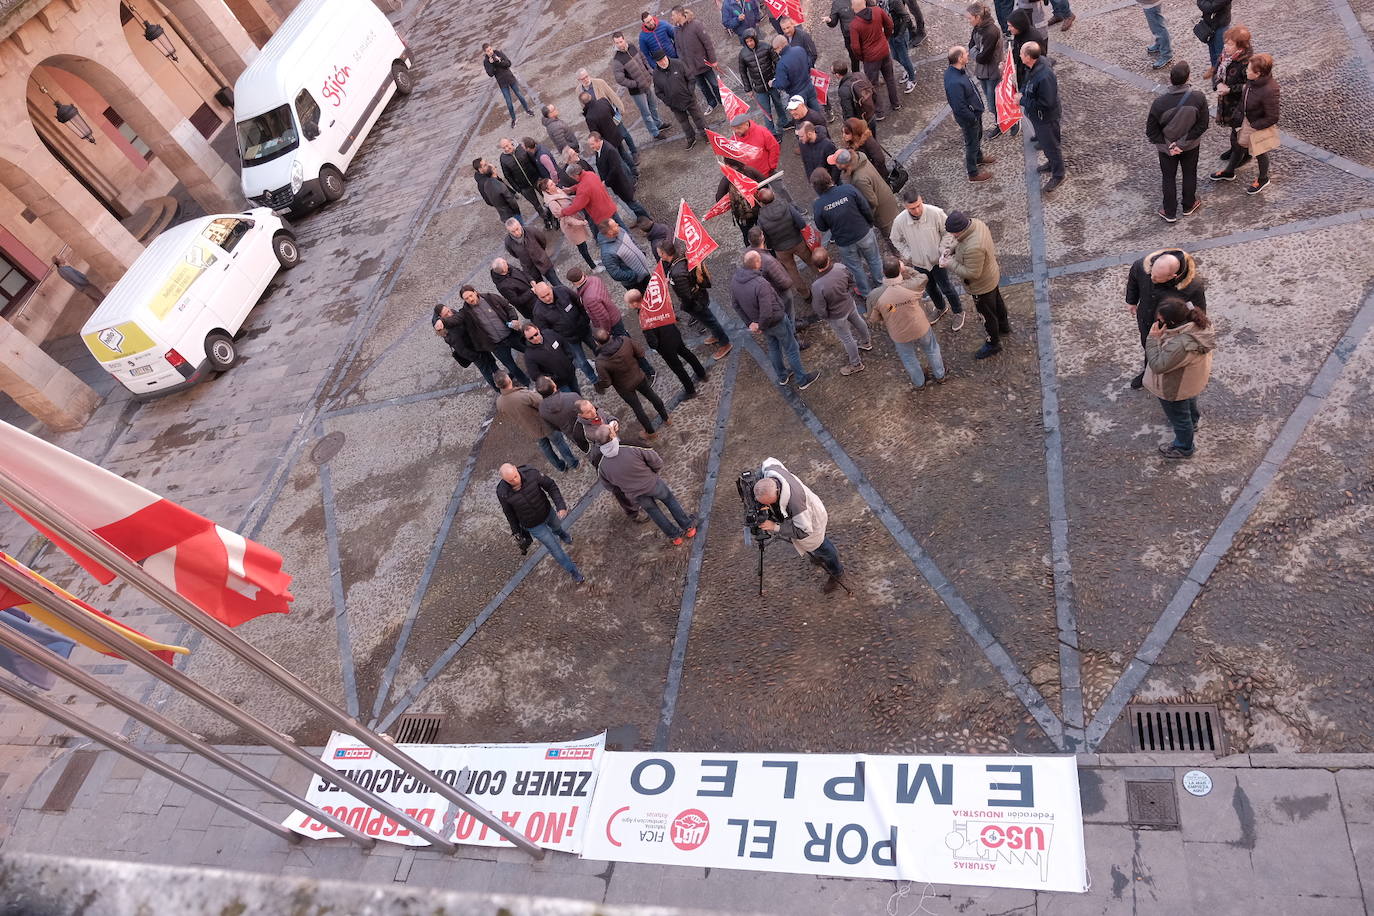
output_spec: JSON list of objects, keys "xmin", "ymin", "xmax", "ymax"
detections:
[
  {"xmin": 1192, "ymin": 19, "xmax": 1215, "ymax": 43},
  {"xmin": 884, "ymin": 151, "xmax": 910, "ymax": 194},
  {"xmin": 1244, "ymin": 122, "xmax": 1280, "ymax": 155}
]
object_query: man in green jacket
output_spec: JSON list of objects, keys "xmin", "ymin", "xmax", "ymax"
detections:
[{"xmin": 940, "ymin": 210, "xmax": 1009, "ymax": 359}]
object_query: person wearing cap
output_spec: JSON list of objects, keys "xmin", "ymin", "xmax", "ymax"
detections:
[
  {"xmin": 866, "ymin": 257, "xmax": 946, "ymax": 388},
  {"xmin": 939, "ymin": 209, "xmax": 1009, "ymax": 359},
  {"xmin": 787, "ymin": 95, "xmax": 831, "ymax": 152},
  {"xmin": 738, "ymin": 30, "xmax": 788, "ymax": 138},
  {"xmin": 810, "ymin": 167, "xmax": 882, "ymax": 297},
  {"xmin": 729, "ymin": 112, "xmax": 781, "ymax": 176},
  {"xmin": 944, "ymin": 46, "xmax": 995, "ymax": 183},
  {"xmin": 651, "ymin": 47, "xmax": 708, "ymax": 149},
  {"xmin": 772, "ymin": 35, "xmax": 821, "ymax": 113},
  {"xmin": 587, "ymin": 423, "xmax": 698, "ymax": 545},
  {"xmin": 496, "ymin": 463, "xmax": 584, "ymax": 583},
  {"xmin": 830, "ymin": 146, "xmax": 899, "ymax": 238},
  {"xmin": 731, "ymin": 250, "xmax": 819, "ymax": 390},
  {"xmin": 889, "ymin": 188, "xmax": 965, "ymax": 331},
  {"xmin": 1016, "ymin": 42, "xmax": 1065, "ymax": 192}
]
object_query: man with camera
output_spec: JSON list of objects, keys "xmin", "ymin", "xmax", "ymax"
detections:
[
  {"xmin": 745, "ymin": 457, "xmax": 847, "ymax": 593},
  {"xmin": 495, "ymin": 463, "xmax": 584, "ymax": 584}
]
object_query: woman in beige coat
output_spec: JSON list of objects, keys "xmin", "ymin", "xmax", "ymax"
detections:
[
  {"xmin": 539, "ymin": 178, "xmax": 598, "ymax": 271},
  {"xmin": 1144, "ymin": 298, "xmax": 1217, "ymax": 459}
]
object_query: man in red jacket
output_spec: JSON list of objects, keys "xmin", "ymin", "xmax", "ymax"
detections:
[
  {"xmin": 563, "ymin": 164, "xmax": 618, "ymax": 238},
  {"xmin": 729, "ymin": 113, "xmax": 781, "ymax": 175},
  {"xmin": 848, "ymin": 0, "xmax": 900, "ymax": 119}
]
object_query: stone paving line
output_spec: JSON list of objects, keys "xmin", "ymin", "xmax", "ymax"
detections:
[
  {"xmin": 5, "ymin": 745, "xmax": 1374, "ymax": 913},
  {"xmin": 317, "ymin": 441, "xmax": 362, "ymax": 719}
]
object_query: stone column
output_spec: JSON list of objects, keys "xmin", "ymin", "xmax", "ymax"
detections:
[
  {"xmin": 221, "ymin": 0, "xmax": 281, "ymax": 48},
  {"xmin": 159, "ymin": 0, "xmax": 261, "ymax": 82},
  {"xmin": 0, "ymin": 319, "xmax": 101, "ymax": 431}
]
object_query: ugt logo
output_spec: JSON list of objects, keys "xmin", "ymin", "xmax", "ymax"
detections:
[{"xmin": 670, "ymin": 809, "xmax": 710, "ymax": 851}]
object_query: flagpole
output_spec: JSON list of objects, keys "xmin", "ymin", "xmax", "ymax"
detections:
[
  {"xmin": 0, "ymin": 676, "xmax": 300, "ymax": 843},
  {"xmin": 0, "ymin": 620, "xmax": 373, "ymax": 846},
  {"xmin": 0, "ymin": 469, "xmax": 543, "ymax": 859},
  {"xmin": 0, "ymin": 558, "xmax": 458, "ymax": 851}
]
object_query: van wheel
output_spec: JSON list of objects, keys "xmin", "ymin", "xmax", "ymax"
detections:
[
  {"xmin": 272, "ymin": 232, "xmax": 301, "ymax": 268},
  {"xmin": 392, "ymin": 62, "xmax": 415, "ymax": 95},
  {"xmin": 320, "ymin": 166, "xmax": 345, "ymax": 202},
  {"xmin": 205, "ymin": 333, "xmax": 238, "ymax": 371}
]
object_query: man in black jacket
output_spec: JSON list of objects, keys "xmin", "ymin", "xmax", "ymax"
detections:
[
  {"xmin": 496, "ymin": 463, "xmax": 583, "ymax": 582},
  {"xmin": 1146, "ymin": 62, "xmax": 1209, "ymax": 222},
  {"xmin": 532, "ymin": 281, "xmax": 600, "ymax": 385},
  {"xmin": 755, "ymin": 187, "xmax": 815, "ymax": 301},
  {"xmin": 1016, "ymin": 42, "xmax": 1064, "ymax": 192},
  {"xmin": 522, "ymin": 323, "xmax": 582, "ymax": 394},
  {"xmin": 944, "ymin": 47, "xmax": 994, "ymax": 183},
  {"xmin": 457, "ymin": 285, "xmax": 529, "ymax": 386},
  {"xmin": 588, "ymin": 132, "xmax": 652, "ymax": 224},
  {"xmin": 657, "ymin": 240, "xmax": 733, "ymax": 359},
  {"xmin": 612, "ymin": 31, "xmax": 668, "ymax": 139},
  {"xmin": 1124, "ymin": 247, "xmax": 1206, "ymax": 387},
  {"xmin": 490, "ymin": 258, "xmax": 539, "ymax": 320},
  {"xmin": 580, "ymin": 92, "xmax": 639, "ymax": 174},
  {"xmin": 651, "ymin": 49, "xmax": 708, "ymax": 149},
  {"xmin": 498, "ymin": 137, "xmax": 555, "ymax": 229},
  {"xmin": 433, "ymin": 303, "xmax": 498, "ymax": 389},
  {"xmin": 483, "ymin": 44, "xmax": 533, "ymax": 127},
  {"xmin": 738, "ymin": 30, "xmax": 788, "ymax": 138},
  {"xmin": 474, "ymin": 159, "xmax": 521, "ymax": 223}
]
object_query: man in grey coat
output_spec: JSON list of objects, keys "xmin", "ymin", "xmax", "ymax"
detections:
[
  {"xmin": 809, "ymin": 249, "xmax": 872, "ymax": 376},
  {"xmin": 541, "ymin": 104, "xmax": 581, "ymax": 154},
  {"xmin": 587, "ymin": 423, "xmax": 698, "ymax": 544},
  {"xmin": 669, "ymin": 5, "xmax": 722, "ymax": 111},
  {"xmin": 612, "ymin": 31, "xmax": 668, "ymax": 138}
]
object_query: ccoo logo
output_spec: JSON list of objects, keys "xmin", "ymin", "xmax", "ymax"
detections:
[{"xmin": 670, "ymin": 809, "xmax": 710, "ymax": 851}]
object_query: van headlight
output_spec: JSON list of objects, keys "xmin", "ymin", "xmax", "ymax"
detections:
[{"xmin": 290, "ymin": 160, "xmax": 304, "ymax": 195}]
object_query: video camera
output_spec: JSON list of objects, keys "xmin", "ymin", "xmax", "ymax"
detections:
[{"xmin": 736, "ymin": 469, "xmax": 775, "ymax": 595}]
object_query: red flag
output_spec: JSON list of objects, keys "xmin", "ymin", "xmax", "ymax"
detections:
[
  {"xmin": 674, "ymin": 199, "xmax": 720, "ymax": 269},
  {"xmin": 760, "ymin": 0, "xmax": 787, "ymax": 20},
  {"xmin": 802, "ymin": 224, "xmax": 823, "ymax": 250},
  {"xmin": 995, "ymin": 50, "xmax": 1020, "ymax": 133},
  {"xmin": 719, "ymin": 84, "xmax": 751, "ymax": 121},
  {"xmin": 785, "ymin": 0, "xmax": 805, "ymax": 23},
  {"xmin": 702, "ymin": 194, "xmax": 733, "ymax": 220},
  {"xmin": 810, "ymin": 68, "xmax": 831, "ymax": 106},
  {"xmin": 718, "ymin": 161, "xmax": 760, "ymax": 205},
  {"xmin": 0, "ymin": 422, "xmax": 293, "ymax": 627},
  {"xmin": 638, "ymin": 263, "xmax": 678, "ymax": 329},
  {"xmin": 706, "ymin": 129, "xmax": 764, "ymax": 165}
]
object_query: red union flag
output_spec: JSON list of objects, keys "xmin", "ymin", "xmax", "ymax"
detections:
[
  {"xmin": 675, "ymin": 199, "xmax": 719, "ymax": 269},
  {"xmin": 0, "ymin": 421, "xmax": 293, "ymax": 627},
  {"xmin": 706, "ymin": 129, "xmax": 763, "ymax": 165},
  {"xmin": 638, "ymin": 262, "xmax": 678, "ymax": 329},
  {"xmin": 719, "ymin": 84, "xmax": 751, "ymax": 121},
  {"xmin": 810, "ymin": 68, "xmax": 831, "ymax": 106},
  {"xmin": 787, "ymin": 0, "xmax": 805, "ymax": 22},
  {"xmin": 761, "ymin": 0, "xmax": 787, "ymax": 20},
  {"xmin": 995, "ymin": 50, "xmax": 1020, "ymax": 133},
  {"xmin": 702, "ymin": 193, "xmax": 733, "ymax": 220},
  {"xmin": 718, "ymin": 161, "xmax": 760, "ymax": 204},
  {"xmin": 802, "ymin": 223, "xmax": 822, "ymax": 250}
]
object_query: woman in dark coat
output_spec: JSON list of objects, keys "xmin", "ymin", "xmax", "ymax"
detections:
[
  {"xmin": 841, "ymin": 117, "xmax": 887, "ymax": 175},
  {"xmin": 967, "ymin": 2, "xmax": 1008, "ymax": 138},
  {"xmin": 1212, "ymin": 50, "xmax": 1280, "ymax": 193}
]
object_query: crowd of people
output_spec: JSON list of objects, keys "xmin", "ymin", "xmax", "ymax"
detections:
[{"xmin": 459, "ymin": 0, "xmax": 1251, "ymax": 588}]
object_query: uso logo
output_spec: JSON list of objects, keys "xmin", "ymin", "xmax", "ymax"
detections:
[
  {"xmin": 670, "ymin": 809, "xmax": 710, "ymax": 851},
  {"xmin": 333, "ymin": 747, "xmax": 372, "ymax": 760},
  {"xmin": 546, "ymin": 747, "xmax": 595, "ymax": 760}
]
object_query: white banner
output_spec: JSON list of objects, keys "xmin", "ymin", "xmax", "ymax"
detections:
[
  {"xmin": 283, "ymin": 731, "xmax": 604, "ymax": 851},
  {"xmin": 582, "ymin": 752, "xmax": 1086, "ymax": 893}
]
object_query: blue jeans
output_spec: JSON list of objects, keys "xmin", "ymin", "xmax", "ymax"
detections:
[
  {"xmin": 827, "ymin": 311, "xmax": 871, "ymax": 367},
  {"xmin": 686, "ymin": 303, "xmax": 730, "ymax": 343},
  {"xmin": 1159, "ymin": 397, "xmax": 1199, "ymax": 453},
  {"xmin": 801, "ymin": 83, "xmax": 821, "ymax": 115},
  {"xmin": 490, "ymin": 343, "xmax": 530, "ymax": 386},
  {"xmin": 836, "ymin": 229, "xmax": 884, "ymax": 296},
  {"xmin": 1207, "ymin": 24, "xmax": 1226, "ymax": 67},
  {"xmin": 893, "ymin": 330, "xmax": 945, "ymax": 387},
  {"xmin": 958, "ymin": 116, "xmax": 983, "ymax": 177},
  {"xmin": 499, "ymin": 83, "xmax": 531, "ymax": 121},
  {"xmin": 993, "ymin": 0, "xmax": 1013, "ymax": 31},
  {"xmin": 695, "ymin": 70, "xmax": 722, "ymax": 108},
  {"xmin": 636, "ymin": 479, "xmax": 693, "ymax": 538},
  {"xmin": 1142, "ymin": 4, "xmax": 1172, "ymax": 59},
  {"xmin": 978, "ymin": 77, "xmax": 999, "ymax": 121},
  {"xmin": 891, "ymin": 31, "xmax": 916, "ymax": 82},
  {"xmin": 753, "ymin": 91, "xmax": 783, "ymax": 135},
  {"xmin": 630, "ymin": 90, "xmax": 663, "ymax": 136},
  {"xmin": 569, "ymin": 339, "xmax": 600, "ymax": 385},
  {"xmin": 808, "ymin": 536, "xmax": 843, "ymax": 577},
  {"xmin": 762, "ymin": 313, "xmax": 808, "ymax": 383},
  {"xmin": 1049, "ymin": 0, "xmax": 1073, "ymax": 17},
  {"xmin": 527, "ymin": 509, "xmax": 580, "ymax": 579},
  {"xmin": 915, "ymin": 265, "xmax": 963, "ymax": 314},
  {"xmin": 538, "ymin": 430, "xmax": 579, "ymax": 471},
  {"xmin": 617, "ymin": 126, "xmax": 639, "ymax": 162}
]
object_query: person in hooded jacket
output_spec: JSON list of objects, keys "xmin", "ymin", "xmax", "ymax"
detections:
[
  {"xmin": 1124, "ymin": 248, "xmax": 1207, "ymax": 388},
  {"xmin": 739, "ymin": 30, "xmax": 789, "ymax": 137},
  {"xmin": 592, "ymin": 327, "xmax": 671, "ymax": 436},
  {"xmin": 1144, "ymin": 298, "xmax": 1216, "ymax": 459},
  {"xmin": 434, "ymin": 303, "xmax": 498, "ymax": 389},
  {"xmin": 474, "ymin": 159, "xmax": 521, "ymax": 223},
  {"xmin": 1007, "ymin": 9, "xmax": 1047, "ymax": 88},
  {"xmin": 490, "ymin": 257, "xmax": 539, "ymax": 320}
]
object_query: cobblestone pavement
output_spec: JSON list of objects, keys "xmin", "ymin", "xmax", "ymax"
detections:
[{"xmin": 2, "ymin": 0, "xmax": 1374, "ymax": 862}]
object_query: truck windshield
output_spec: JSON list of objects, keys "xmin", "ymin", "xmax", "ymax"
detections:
[{"xmin": 237, "ymin": 105, "xmax": 299, "ymax": 165}]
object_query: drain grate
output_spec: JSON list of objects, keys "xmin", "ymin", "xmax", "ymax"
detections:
[
  {"xmin": 1126, "ymin": 780, "xmax": 1180, "ymax": 828},
  {"xmin": 393, "ymin": 714, "xmax": 444, "ymax": 744},
  {"xmin": 1126, "ymin": 703, "xmax": 1225, "ymax": 754},
  {"xmin": 40, "ymin": 750, "xmax": 99, "ymax": 813},
  {"xmin": 310, "ymin": 431, "xmax": 345, "ymax": 465}
]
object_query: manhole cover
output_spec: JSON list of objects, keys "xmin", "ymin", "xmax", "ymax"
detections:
[
  {"xmin": 310, "ymin": 431, "xmax": 345, "ymax": 465},
  {"xmin": 1126, "ymin": 780, "xmax": 1179, "ymax": 828},
  {"xmin": 1126, "ymin": 703, "xmax": 1225, "ymax": 753},
  {"xmin": 393, "ymin": 714, "xmax": 444, "ymax": 744}
]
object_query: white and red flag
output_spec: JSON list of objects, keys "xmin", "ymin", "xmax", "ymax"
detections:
[
  {"xmin": 802, "ymin": 224, "xmax": 823, "ymax": 250},
  {"xmin": 638, "ymin": 262, "xmax": 678, "ymax": 330},
  {"xmin": 718, "ymin": 161, "xmax": 761, "ymax": 204},
  {"xmin": 0, "ymin": 422, "xmax": 293, "ymax": 627},
  {"xmin": 810, "ymin": 68, "xmax": 831, "ymax": 106},
  {"xmin": 701, "ymin": 194, "xmax": 733, "ymax": 220},
  {"xmin": 706, "ymin": 129, "xmax": 764, "ymax": 165},
  {"xmin": 719, "ymin": 84, "xmax": 751, "ymax": 121},
  {"xmin": 762, "ymin": 0, "xmax": 805, "ymax": 23},
  {"xmin": 674, "ymin": 199, "xmax": 720, "ymax": 269},
  {"xmin": 995, "ymin": 50, "xmax": 1020, "ymax": 133}
]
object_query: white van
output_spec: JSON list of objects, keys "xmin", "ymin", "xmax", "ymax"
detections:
[
  {"xmin": 80, "ymin": 208, "xmax": 300, "ymax": 396},
  {"xmin": 234, "ymin": 0, "xmax": 413, "ymax": 215}
]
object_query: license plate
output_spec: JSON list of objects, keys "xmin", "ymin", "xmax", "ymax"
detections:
[{"xmin": 130, "ymin": 365, "xmax": 153, "ymax": 377}]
